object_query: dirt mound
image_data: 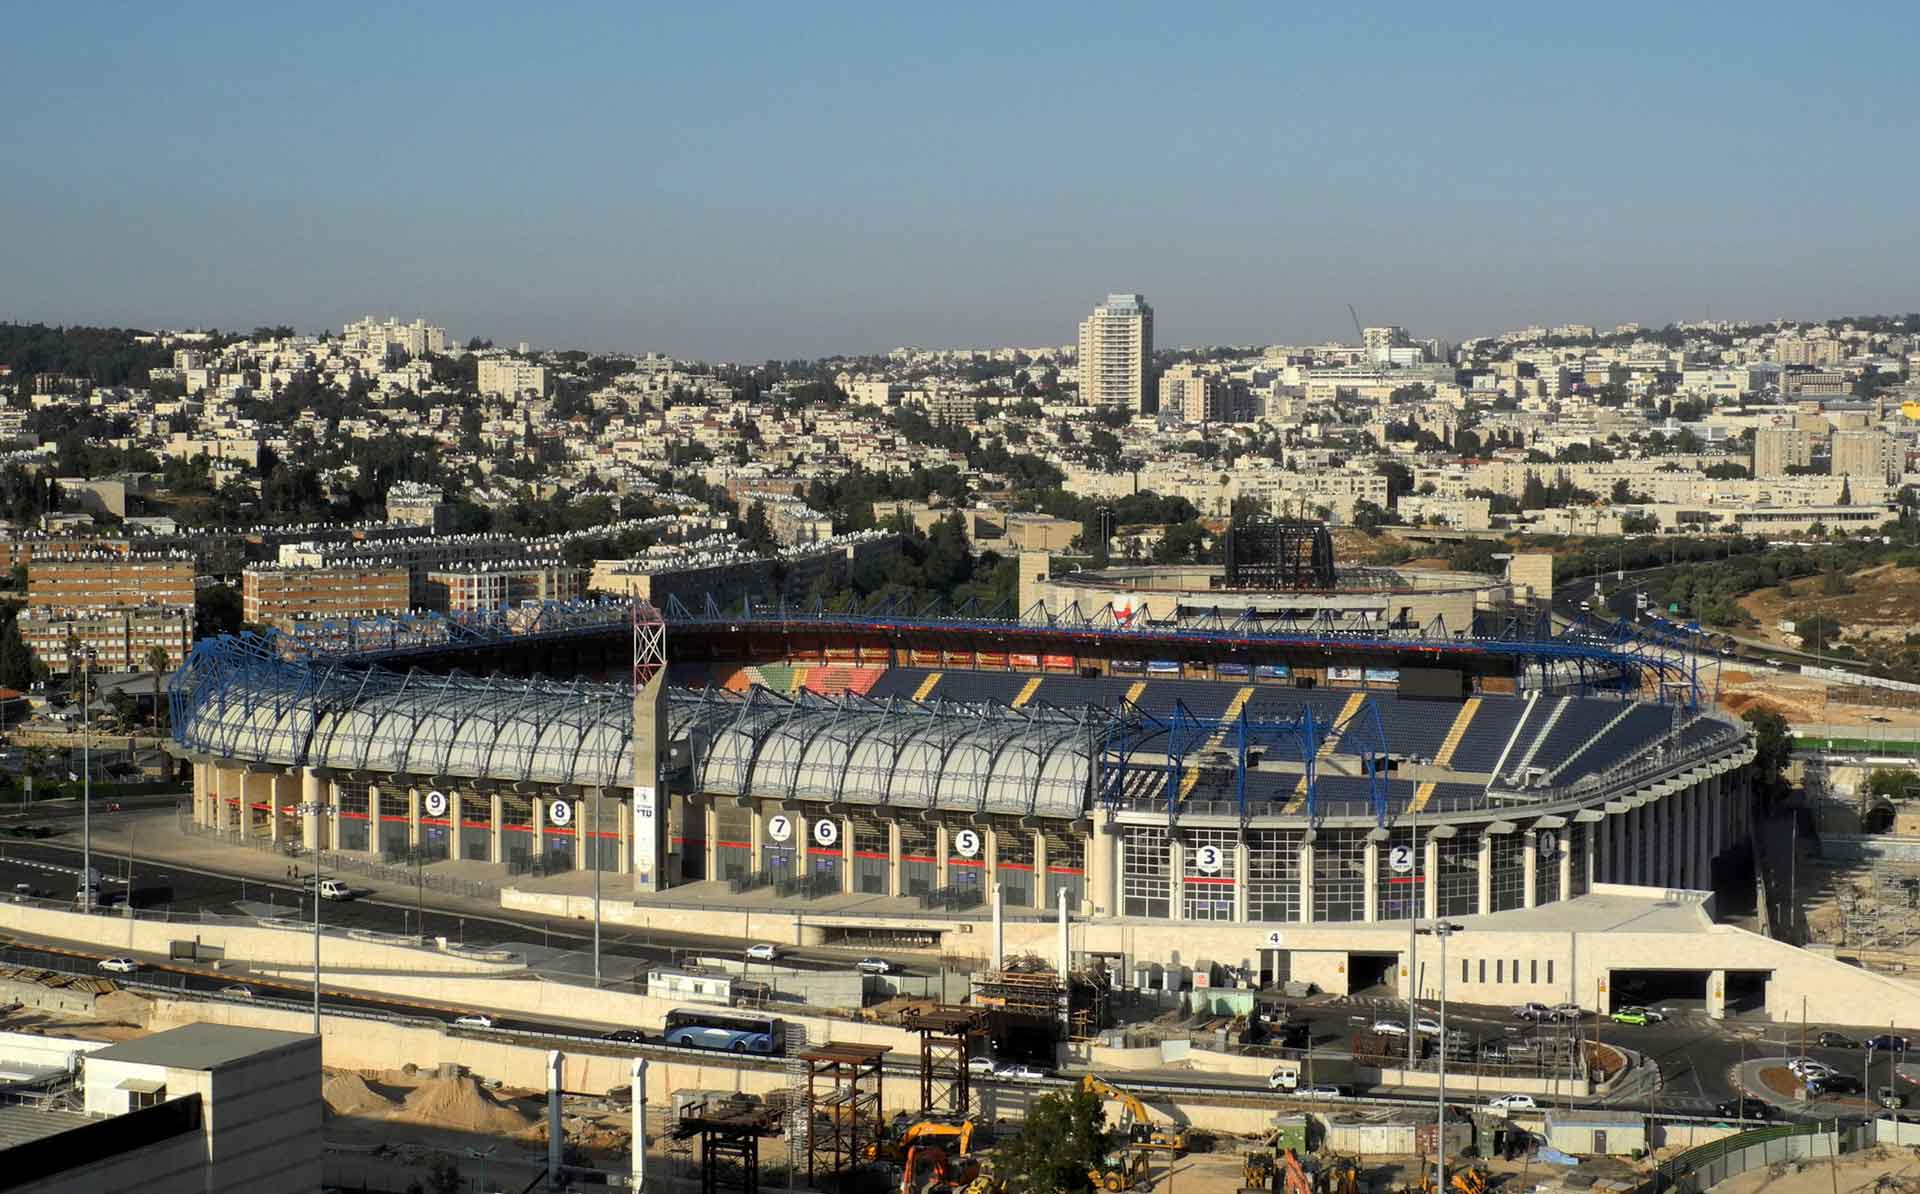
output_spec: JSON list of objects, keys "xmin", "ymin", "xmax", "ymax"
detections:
[
  {"xmin": 1721, "ymin": 691, "xmax": 1819, "ymax": 722},
  {"xmin": 324, "ymin": 1072, "xmax": 399, "ymax": 1118},
  {"xmin": 387, "ymin": 1074, "xmax": 535, "ymax": 1136}
]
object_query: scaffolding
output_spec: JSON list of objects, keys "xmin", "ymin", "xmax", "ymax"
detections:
[
  {"xmin": 972, "ymin": 967, "xmax": 1113, "ymax": 1042},
  {"xmin": 900, "ymin": 1005, "xmax": 986, "ymax": 1117},
  {"xmin": 672, "ymin": 1096, "xmax": 784, "ymax": 1194},
  {"xmin": 801, "ymin": 1043, "xmax": 889, "ymax": 1185},
  {"xmin": 1223, "ymin": 519, "xmax": 1338, "ymax": 590}
]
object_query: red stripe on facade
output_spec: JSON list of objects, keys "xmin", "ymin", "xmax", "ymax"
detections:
[
  {"xmin": 901, "ymin": 855, "xmax": 937, "ymax": 864},
  {"xmin": 1046, "ymin": 866, "xmax": 1084, "ymax": 875},
  {"xmin": 1184, "ymin": 876, "xmax": 1235, "ymax": 886},
  {"xmin": 461, "ymin": 821, "xmax": 492, "ymax": 830},
  {"xmin": 717, "ymin": 840, "xmax": 752, "ymax": 850},
  {"xmin": 948, "ymin": 858, "xmax": 984, "ymax": 868},
  {"xmin": 997, "ymin": 862, "xmax": 1034, "ymax": 872},
  {"xmin": 854, "ymin": 850, "xmax": 890, "ymax": 861}
]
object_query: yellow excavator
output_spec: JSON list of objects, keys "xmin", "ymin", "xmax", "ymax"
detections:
[
  {"xmin": 1088, "ymin": 1146, "xmax": 1152, "ymax": 1192},
  {"xmin": 1080, "ymin": 1074, "xmax": 1190, "ymax": 1155},
  {"xmin": 865, "ymin": 1118, "xmax": 977, "ymax": 1164},
  {"xmin": 1244, "ymin": 1149, "xmax": 1359, "ymax": 1194},
  {"xmin": 1406, "ymin": 1165, "xmax": 1490, "ymax": 1194}
]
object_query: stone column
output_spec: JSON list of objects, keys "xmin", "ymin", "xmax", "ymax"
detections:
[
  {"xmin": 619, "ymin": 797, "xmax": 632, "ymax": 875},
  {"xmin": 1707, "ymin": 968, "xmax": 1727, "ymax": 1021},
  {"xmin": 574, "ymin": 798, "xmax": 589, "ymax": 872},
  {"xmin": 984, "ymin": 823, "xmax": 999, "ymax": 895},
  {"xmin": 1584, "ymin": 822, "xmax": 1596, "ymax": 890},
  {"xmin": 1558, "ymin": 835, "xmax": 1573, "ymax": 901},
  {"xmin": 531, "ymin": 792, "xmax": 546, "ymax": 864},
  {"xmin": 1233, "ymin": 838, "xmax": 1249, "ymax": 923},
  {"xmin": 266, "ymin": 773, "xmax": 284, "ymax": 844},
  {"xmin": 1298, "ymin": 839, "xmax": 1315, "ymax": 924},
  {"xmin": 302, "ymin": 767, "xmax": 323, "ymax": 852},
  {"xmin": 1423, "ymin": 836, "xmax": 1440, "ymax": 919},
  {"xmin": 1363, "ymin": 839, "xmax": 1380, "ymax": 923},
  {"xmin": 749, "ymin": 805, "xmax": 764, "ymax": 871},
  {"xmin": 1476, "ymin": 834, "xmax": 1493, "ymax": 914},
  {"xmin": 366, "ymin": 783, "xmax": 382, "ymax": 858},
  {"xmin": 706, "ymin": 801, "xmax": 720, "ymax": 884},
  {"xmin": 1098, "ymin": 820, "xmax": 1119, "ymax": 917},
  {"xmin": 888, "ymin": 821, "xmax": 904, "ymax": 897},
  {"xmin": 842, "ymin": 815, "xmax": 855, "ymax": 895},
  {"xmin": 490, "ymin": 790, "xmax": 503, "ymax": 867},
  {"xmin": 933, "ymin": 821, "xmax": 947, "ymax": 888},
  {"xmin": 1522, "ymin": 833, "xmax": 1538, "ymax": 909},
  {"xmin": 449, "ymin": 790, "xmax": 464, "ymax": 862},
  {"xmin": 408, "ymin": 786, "xmax": 421, "ymax": 849},
  {"xmin": 1033, "ymin": 831, "xmax": 1049, "ymax": 911},
  {"xmin": 1168, "ymin": 837, "xmax": 1186, "ymax": 921}
]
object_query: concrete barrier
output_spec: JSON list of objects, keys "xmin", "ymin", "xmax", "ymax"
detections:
[{"xmin": 0, "ymin": 902, "xmax": 522, "ymax": 978}]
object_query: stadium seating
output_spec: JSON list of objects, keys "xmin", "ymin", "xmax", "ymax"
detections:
[
  {"xmin": 1445, "ymin": 696, "xmax": 1528, "ymax": 772},
  {"xmin": 1552, "ymin": 704, "xmax": 1672, "ymax": 782},
  {"xmin": 1523, "ymin": 698, "xmax": 1623, "ymax": 774}
]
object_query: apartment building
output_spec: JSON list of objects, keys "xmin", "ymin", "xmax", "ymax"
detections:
[
  {"xmin": 19, "ymin": 605, "xmax": 193, "ymax": 674},
  {"xmin": 26, "ymin": 554, "xmax": 195, "ymax": 610},
  {"xmin": 1158, "ymin": 363, "xmax": 1234, "ymax": 423},
  {"xmin": 1077, "ymin": 293, "xmax": 1153, "ymax": 412},
  {"xmin": 384, "ymin": 481, "xmax": 453, "ymax": 532},
  {"xmin": 419, "ymin": 560, "xmax": 587, "ymax": 612},
  {"xmin": 1831, "ymin": 429, "xmax": 1901, "ymax": 484},
  {"xmin": 1753, "ymin": 425, "xmax": 1813, "ymax": 477},
  {"xmin": 476, "ymin": 357, "xmax": 549, "ymax": 398},
  {"xmin": 241, "ymin": 564, "xmax": 410, "ymax": 629}
]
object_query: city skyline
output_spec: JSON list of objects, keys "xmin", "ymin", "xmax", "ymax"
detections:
[{"xmin": 2, "ymin": 4, "xmax": 1916, "ymax": 360}]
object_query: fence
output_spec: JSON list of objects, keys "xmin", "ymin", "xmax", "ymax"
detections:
[
  {"xmin": 175, "ymin": 817, "xmax": 500, "ymax": 901},
  {"xmin": 1653, "ymin": 1121, "xmax": 1856, "ymax": 1194}
]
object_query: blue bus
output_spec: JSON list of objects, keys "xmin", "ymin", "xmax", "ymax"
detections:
[{"xmin": 662, "ymin": 1008, "xmax": 783, "ymax": 1056}]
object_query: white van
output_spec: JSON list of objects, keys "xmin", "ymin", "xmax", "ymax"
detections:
[{"xmin": 317, "ymin": 879, "xmax": 353, "ymax": 901}]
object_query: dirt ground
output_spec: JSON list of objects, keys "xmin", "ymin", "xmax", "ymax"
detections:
[
  {"xmin": 1739, "ymin": 565, "xmax": 1920, "ymax": 652},
  {"xmin": 1716, "ymin": 670, "xmax": 1920, "ymax": 731},
  {"xmin": 1712, "ymin": 1146, "xmax": 1920, "ymax": 1194}
]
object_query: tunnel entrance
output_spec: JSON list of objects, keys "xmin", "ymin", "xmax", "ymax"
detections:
[
  {"xmin": 1609, "ymin": 968, "xmax": 1709, "ymax": 1012},
  {"xmin": 1723, "ymin": 969, "xmax": 1771, "ymax": 1014},
  {"xmin": 1349, "ymin": 952, "xmax": 1399, "ymax": 996}
]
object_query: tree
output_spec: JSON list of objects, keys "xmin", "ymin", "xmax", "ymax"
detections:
[
  {"xmin": 145, "ymin": 646, "xmax": 171, "ymax": 729},
  {"xmin": 0, "ymin": 612, "xmax": 42, "ymax": 691},
  {"xmin": 993, "ymin": 1086, "xmax": 1112, "ymax": 1193},
  {"xmin": 196, "ymin": 582, "xmax": 244, "ymax": 639},
  {"xmin": 1742, "ymin": 708, "xmax": 1793, "ymax": 801}
]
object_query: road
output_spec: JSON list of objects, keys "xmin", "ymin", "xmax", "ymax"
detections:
[{"xmin": 0, "ymin": 835, "xmax": 928, "ymax": 984}]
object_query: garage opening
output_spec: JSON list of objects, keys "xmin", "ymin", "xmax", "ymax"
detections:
[
  {"xmin": 1349, "ymin": 952, "xmax": 1399, "ymax": 996},
  {"xmin": 1723, "ymin": 969, "xmax": 1770, "ymax": 1014},
  {"xmin": 1609, "ymin": 968, "xmax": 1709, "ymax": 1013}
]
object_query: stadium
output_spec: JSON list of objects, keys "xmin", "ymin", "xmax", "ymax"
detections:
[{"xmin": 171, "ymin": 519, "xmax": 1891, "ymax": 1024}]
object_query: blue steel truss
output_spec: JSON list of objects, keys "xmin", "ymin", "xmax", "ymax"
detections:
[
  {"xmin": 271, "ymin": 598, "xmax": 633, "ymax": 662},
  {"xmin": 1099, "ymin": 695, "xmax": 1392, "ymax": 830}
]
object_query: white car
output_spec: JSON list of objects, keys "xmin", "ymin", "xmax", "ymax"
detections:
[
  {"xmin": 453, "ymin": 1014, "xmax": 495, "ymax": 1030},
  {"xmin": 854, "ymin": 957, "xmax": 891, "ymax": 975},
  {"xmin": 1297, "ymin": 1086, "xmax": 1346, "ymax": 1100},
  {"xmin": 1415, "ymin": 1017, "xmax": 1443, "ymax": 1036},
  {"xmin": 1789, "ymin": 1058, "xmax": 1835, "ymax": 1079},
  {"xmin": 966, "ymin": 1056, "xmax": 997, "ymax": 1075},
  {"xmin": 745, "ymin": 943, "xmax": 780, "ymax": 962},
  {"xmin": 1487, "ymin": 1094, "xmax": 1538, "ymax": 1113},
  {"xmin": 1370, "ymin": 1019, "xmax": 1409, "ymax": 1036},
  {"xmin": 97, "ymin": 957, "xmax": 138, "ymax": 974},
  {"xmin": 218, "ymin": 984, "xmax": 255, "ymax": 1000},
  {"xmin": 994, "ymin": 1063, "xmax": 1046, "ymax": 1081}
]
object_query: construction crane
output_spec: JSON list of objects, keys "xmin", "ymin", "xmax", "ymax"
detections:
[
  {"xmin": 1347, "ymin": 304, "xmax": 1366, "ymax": 345},
  {"xmin": 1079, "ymin": 1074, "xmax": 1190, "ymax": 1154}
]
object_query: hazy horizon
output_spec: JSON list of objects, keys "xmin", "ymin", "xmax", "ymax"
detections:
[{"xmin": 3, "ymin": 3, "xmax": 1915, "ymax": 362}]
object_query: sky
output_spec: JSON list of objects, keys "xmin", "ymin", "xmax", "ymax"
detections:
[{"xmin": 2, "ymin": 2, "xmax": 1916, "ymax": 361}]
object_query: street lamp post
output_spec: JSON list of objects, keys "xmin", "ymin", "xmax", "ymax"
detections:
[
  {"xmin": 77, "ymin": 646, "xmax": 97, "ymax": 912},
  {"xmin": 297, "ymin": 800, "xmax": 335, "ymax": 1035},
  {"xmin": 1418, "ymin": 920, "xmax": 1463, "ymax": 1191}
]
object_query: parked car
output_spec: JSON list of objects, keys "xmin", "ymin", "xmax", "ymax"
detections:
[
  {"xmin": 1514, "ymin": 1003, "xmax": 1554, "ymax": 1022},
  {"xmin": 967, "ymin": 1056, "xmax": 997, "ymax": 1075},
  {"xmin": 1414, "ymin": 1017, "xmax": 1443, "ymax": 1036},
  {"xmin": 993, "ymin": 1063, "xmax": 1046, "ymax": 1081},
  {"xmin": 453, "ymin": 1014, "xmax": 495, "ymax": 1030},
  {"xmin": 1297, "ymin": 1086, "xmax": 1347, "ymax": 1100},
  {"xmin": 1370, "ymin": 1019, "xmax": 1409, "ymax": 1036},
  {"xmin": 1868, "ymin": 1034, "xmax": 1911, "ymax": 1053},
  {"xmin": 1815, "ymin": 1032, "xmax": 1860, "ymax": 1049},
  {"xmin": 218, "ymin": 984, "xmax": 255, "ymax": 1000},
  {"xmin": 744, "ymin": 943, "xmax": 780, "ymax": 962},
  {"xmin": 854, "ymin": 957, "xmax": 891, "ymax": 975},
  {"xmin": 1713, "ymin": 1098, "xmax": 1779, "ymax": 1121},
  {"xmin": 1550, "ymin": 1003, "xmax": 1584, "ymax": 1021},
  {"xmin": 96, "ymin": 957, "xmax": 138, "ymax": 974},
  {"xmin": 1611, "ymin": 1006, "xmax": 1664, "ymax": 1026},
  {"xmin": 1487, "ymin": 1094, "xmax": 1538, "ymax": 1113},
  {"xmin": 1808, "ymin": 1074, "xmax": 1860, "ymax": 1095},
  {"xmin": 602, "ymin": 1029, "xmax": 646, "ymax": 1043},
  {"xmin": 1880, "ymin": 1087, "xmax": 1907, "ymax": 1110},
  {"xmin": 1788, "ymin": 1058, "xmax": 1835, "ymax": 1080}
]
